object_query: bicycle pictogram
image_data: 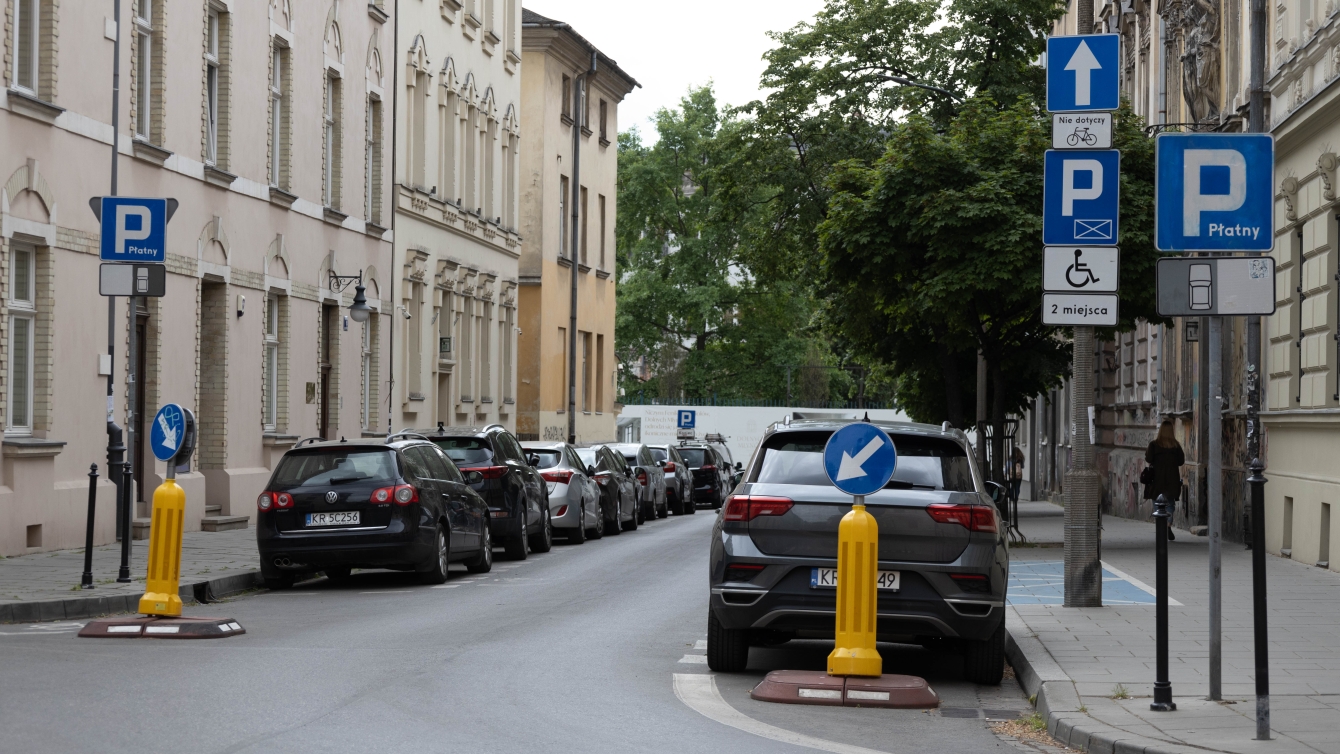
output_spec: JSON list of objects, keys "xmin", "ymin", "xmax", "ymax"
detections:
[
  {"xmin": 1066, "ymin": 127, "xmax": 1098, "ymax": 147},
  {"xmin": 1065, "ymin": 248, "xmax": 1100, "ymax": 288}
]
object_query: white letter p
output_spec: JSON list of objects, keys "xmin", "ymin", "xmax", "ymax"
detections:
[
  {"xmin": 1062, "ymin": 159, "xmax": 1103, "ymax": 216},
  {"xmin": 115, "ymin": 205, "xmax": 152, "ymax": 255},
  {"xmin": 1183, "ymin": 149, "xmax": 1246, "ymax": 236}
]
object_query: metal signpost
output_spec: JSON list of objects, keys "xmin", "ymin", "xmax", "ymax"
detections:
[
  {"xmin": 1045, "ymin": 30, "xmax": 1121, "ymax": 607},
  {"xmin": 821, "ymin": 423, "xmax": 898, "ymax": 678},
  {"xmin": 1154, "ymin": 131, "xmax": 1274, "ymax": 703}
]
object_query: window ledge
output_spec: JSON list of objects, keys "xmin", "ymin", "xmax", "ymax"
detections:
[
  {"xmin": 480, "ymin": 397, "xmax": 494, "ymax": 404},
  {"xmin": 441, "ymin": 0, "xmax": 463, "ymax": 13},
  {"xmin": 323, "ymin": 206, "xmax": 349, "ymax": 225},
  {"xmin": 504, "ymin": 398, "xmax": 515, "ymax": 405},
  {"xmin": 365, "ymin": 220, "xmax": 388, "ymax": 237},
  {"xmin": 595, "ymin": 268, "xmax": 611, "ymax": 279},
  {"xmin": 269, "ymin": 186, "xmax": 298, "ymax": 209},
  {"xmin": 203, "ymin": 164, "xmax": 238, "ymax": 189},
  {"xmin": 2, "ymin": 437, "xmax": 66, "ymax": 458},
  {"xmin": 408, "ymin": 392, "xmax": 427, "ymax": 402},
  {"xmin": 460, "ymin": 397, "xmax": 474, "ymax": 403},
  {"xmin": 367, "ymin": 3, "xmax": 389, "ymax": 23},
  {"xmin": 132, "ymin": 138, "xmax": 173, "ymax": 166},
  {"xmin": 262, "ymin": 433, "xmax": 299, "ymax": 449},
  {"xmin": 599, "ymin": 137, "xmax": 611, "ymax": 149},
  {"xmin": 578, "ymin": 263, "xmax": 592, "ymax": 273},
  {"xmin": 560, "ymin": 113, "xmax": 574, "ymax": 127},
  {"xmin": 7, "ymin": 89, "xmax": 64, "ymax": 124},
  {"xmin": 557, "ymin": 256, "xmax": 573, "ymax": 268},
  {"xmin": 581, "ymin": 126, "xmax": 593, "ymax": 138}
]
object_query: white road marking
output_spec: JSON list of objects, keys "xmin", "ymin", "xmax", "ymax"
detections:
[
  {"xmin": 1101, "ymin": 560, "xmax": 1184, "ymax": 606},
  {"xmin": 359, "ymin": 590, "xmax": 411, "ymax": 594},
  {"xmin": 678, "ymin": 654, "xmax": 707, "ymax": 664},
  {"xmin": 694, "ymin": 640, "xmax": 707, "ymax": 650},
  {"xmin": 672, "ymin": 674, "xmax": 892, "ymax": 754},
  {"xmin": 431, "ymin": 584, "xmax": 460, "ymax": 589}
]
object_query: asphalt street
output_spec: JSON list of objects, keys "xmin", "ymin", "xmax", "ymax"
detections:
[{"xmin": 0, "ymin": 513, "xmax": 1041, "ymax": 754}]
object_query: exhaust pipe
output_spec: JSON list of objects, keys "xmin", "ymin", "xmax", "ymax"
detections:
[{"xmin": 273, "ymin": 557, "xmax": 293, "ymax": 568}]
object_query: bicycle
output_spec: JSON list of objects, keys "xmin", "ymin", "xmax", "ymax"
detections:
[{"xmin": 1066, "ymin": 127, "xmax": 1098, "ymax": 147}]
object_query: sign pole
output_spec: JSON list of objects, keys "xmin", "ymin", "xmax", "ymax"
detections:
[
  {"xmin": 1208, "ymin": 314, "xmax": 1223, "ymax": 700},
  {"xmin": 106, "ymin": 0, "xmax": 130, "ymax": 582}
]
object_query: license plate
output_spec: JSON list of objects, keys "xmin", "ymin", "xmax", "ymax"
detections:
[
  {"xmin": 306, "ymin": 511, "xmax": 360, "ymax": 527},
  {"xmin": 810, "ymin": 567, "xmax": 900, "ymax": 591}
]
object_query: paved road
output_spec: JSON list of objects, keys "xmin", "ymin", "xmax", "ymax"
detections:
[{"xmin": 0, "ymin": 513, "xmax": 1043, "ymax": 753}]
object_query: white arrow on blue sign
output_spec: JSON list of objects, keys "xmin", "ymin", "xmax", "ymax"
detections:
[
  {"xmin": 1043, "ymin": 150, "xmax": 1121, "ymax": 246},
  {"xmin": 99, "ymin": 197, "xmax": 167, "ymax": 263},
  {"xmin": 1047, "ymin": 34, "xmax": 1121, "ymax": 113},
  {"xmin": 151, "ymin": 403, "xmax": 186, "ymax": 462},
  {"xmin": 1155, "ymin": 133, "xmax": 1274, "ymax": 252},
  {"xmin": 823, "ymin": 423, "xmax": 898, "ymax": 497}
]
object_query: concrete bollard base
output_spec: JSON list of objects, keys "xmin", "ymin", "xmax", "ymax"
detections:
[{"xmin": 749, "ymin": 670, "xmax": 939, "ymax": 709}]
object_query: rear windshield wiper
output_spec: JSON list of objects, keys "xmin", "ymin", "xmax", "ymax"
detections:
[
  {"xmin": 328, "ymin": 475, "xmax": 371, "ymax": 484},
  {"xmin": 883, "ymin": 481, "xmax": 939, "ymax": 491}
]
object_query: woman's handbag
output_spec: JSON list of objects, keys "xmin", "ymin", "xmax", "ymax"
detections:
[{"xmin": 1140, "ymin": 465, "xmax": 1156, "ymax": 485}]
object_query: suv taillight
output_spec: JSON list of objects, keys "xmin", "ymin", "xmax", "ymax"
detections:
[
  {"xmin": 725, "ymin": 563, "xmax": 765, "ymax": 582},
  {"xmin": 462, "ymin": 465, "xmax": 508, "ymax": 480},
  {"xmin": 723, "ymin": 495, "xmax": 793, "ymax": 522},
  {"xmin": 258, "ymin": 491, "xmax": 292, "ymax": 511},
  {"xmin": 950, "ymin": 573, "xmax": 992, "ymax": 594},
  {"xmin": 926, "ymin": 503, "xmax": 996, "ymax": 532},
  {"xmin": 372, "ymin": 484, "xmax": 419, "ymax": 505},
  {"xmin": 700, "ymin": 464, "xmax": 716, "ymax": 471},
  {"xmin": 663, "ymin": 461, "xmax": 677, "ymax": 473},
  {"xmin": 541, "ymin": 470, "xmax": 573, "ymax": 484},
  {"xmin": 636, "ymin": 469, "xmax": 647, "ymax": 483}
]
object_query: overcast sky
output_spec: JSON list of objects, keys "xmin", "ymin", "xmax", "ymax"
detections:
[{"xmin": 524, "ymin": 1, "xmax": 827, "ymax": 138}]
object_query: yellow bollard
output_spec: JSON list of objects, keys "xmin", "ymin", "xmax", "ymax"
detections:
[
  {"xmin": 137, "ymin": 478, "xmax": 186, "ymax": 617},
  {"xmin": 828, "ymin": 500, "xmax": 882, "ymax": 677}
]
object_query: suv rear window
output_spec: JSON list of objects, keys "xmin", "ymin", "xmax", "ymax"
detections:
[
  {"xmin": 753, "ymin": 430, "xmax": 975, "ymax": 492},
  {"xmin": 679, "ymin": 448, "xmax": 707, "ymax": 467},
  {"xmin": 435, "ymin": 437, "xmax": 494, "ymax": 465},
  {"xmin": 648, "ymin": 447, "xmax": 668, "ymax": 462},
  {"xmin": 529, "ymin": 449, "xmax": 563, "ymax": 469},
  {"xmin": 272, "ymin": 450, "xmax": 399, "ymax": 488}
]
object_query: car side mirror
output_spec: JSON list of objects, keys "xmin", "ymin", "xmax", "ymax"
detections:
[
  {"xmin": 735, "ymin": 462, "xmax": 743, "ymax": 471},
  {"xmin": 587, "ymin": 465, "xmax": 597, "ymax": 476},
  {"xmin": 526, "ymin": 455, "xmax": 540, "ymax": 467},
  {"xmin": 984, "ymin": 481, "xmax": 1006, "ymax": 504},
  {"xmin": 657, "ymin": 460, "xmax": 666, "ymax": 468},
  {"xmin": 466, "ymin": 471, "xmax": 484, "ymax": 485}
]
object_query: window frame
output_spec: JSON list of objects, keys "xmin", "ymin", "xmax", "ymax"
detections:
[
  {"xmin": 558, "ymin": 175, "xmax": 569, "ymax": 259},
  {"xmin": 134, "ymin": 0, "xmax": 154, "ymax": 140},
  {"xmin": 269, "ymin": 43, "xmax": 287, "ymax": 187},
  {"xmin": 264, "ymin": 294, "xmax": 280, "ymax": 430},
  {"xmin": 12, "ymin": 0, "xmax": 39, "ymax": 94},
  {"xmin": 205, "ymin": 8, "xmax": 220, "ymax": 164},
  {"xmin": 7, "ymin": 245, "xmax": 36, "ymax": 435},
  {"xmin": 362, "ymin": 321, "xmax": 373, "ymax": 431}
]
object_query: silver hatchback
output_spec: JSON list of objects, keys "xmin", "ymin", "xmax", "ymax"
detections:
[{"xmin": 521, "ymin": 441, "xmax": 604, "ymax": 543}]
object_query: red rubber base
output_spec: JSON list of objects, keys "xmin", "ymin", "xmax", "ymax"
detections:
[
  {"xmin": 749, "ymin": 670, "xmax": 940, "ymax": 709},
  {"xmin": 78, "ymin": 616, "xmax": 245, "ymax": 639}
]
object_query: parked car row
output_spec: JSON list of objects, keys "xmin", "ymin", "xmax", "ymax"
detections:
[{"xmin": 254, "ymin": 425, "xmax": 724, "ymax": 589}]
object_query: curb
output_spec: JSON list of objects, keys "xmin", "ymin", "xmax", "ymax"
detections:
[
  {"xmin": 1005, "ymin": 607, "xmax": 1208, "ymax": 754},
  {"xmin": 0, "ymin": 570, "xmax": 262, "ymax": 624}
]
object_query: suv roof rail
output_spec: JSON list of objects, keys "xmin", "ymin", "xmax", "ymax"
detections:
[
  {"xmin": 704, "ymin": 433, "xmax": 727, "ymax": 444},
  {"xmin": 294, "ymin": 437, "xmax": 325, "ymax": 448},
  {"xmin": 386, "ymin": 431, "xmax": 431, "ymax": 443},
  {"xmin": 482, "ymin": 423, "xmax": 506, "ymax": 433}
]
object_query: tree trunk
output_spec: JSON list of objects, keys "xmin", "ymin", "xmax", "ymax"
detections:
[
  {"xmin": 989, "ymin": 357, "xmax": 1008, "ymax": 484},
  {"xmin": 938, "ymin": 343, "xmax": 964, "ymax": 428}
]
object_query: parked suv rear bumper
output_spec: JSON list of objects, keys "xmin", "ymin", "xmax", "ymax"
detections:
[{"xmin": 257, "ymin": 517, "xmax": 434, "ymax": 570}]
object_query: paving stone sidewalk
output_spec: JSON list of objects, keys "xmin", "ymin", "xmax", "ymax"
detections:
[
  {"xmin": 1007, "ymin": 500, "xmax": 1340, "ymax": 754},
  {"xmin": 0, "ymin": 527, "xmax": 260, "ymax": 622}
]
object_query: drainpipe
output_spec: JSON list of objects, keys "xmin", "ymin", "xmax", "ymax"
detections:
[{"xmin": 567, "ymin": 51, "xmax": 597, "ymax": 445}]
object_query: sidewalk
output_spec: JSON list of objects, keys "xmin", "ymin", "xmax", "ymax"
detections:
[
  {"xmin": 0, "ymin": 526, "xmax": 261, "ymax": 623},
  {"xmin": 1006, "ymin": 500, "xmax": 1340, "ymax": 754}
]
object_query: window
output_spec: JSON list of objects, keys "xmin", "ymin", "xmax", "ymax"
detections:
[
  {"xmin": 599, "ymin": 99, "xmax": 608, "ymax": 142},
  {"xmin": 484, "ymin": 117, "xmax": 496, "ymax": 220},
  {"xmin": 411, "ymin": 71, "xmax": 429, "ymax": 188},
  {"xmin": 559, "ymin": 176, "xmax": 569, "ymax": 258},
  {"xmin": 502, "ymin": 305, "xmax": 514, "ymax": 402},
  {"xmin": 561, "ymin": 75, "xmax": 572, "ymax": 119},
  {"xmin": 752, "ymin": 431, "xmax": 975, "ymax": 492},
  {"xmin": 205, "ymin": 9, "xmax": 220, "ymax": 164},
  {"xmin": 324, "ymin": 72, "xmax": 342, "ymax": 208},
  {"xmin": 480, "ymin": 302, "xmax": 492, "ymax": 401},
  {"xmin": 580, "ymin": 186, "xmax": 588, "ymax": 265},
  {"xmin": 7, "ymin": 245, "xmax": 34, "ymax": 434},
  {"xmin": 598, "ymin": 194, "xmax": 606, "ymax": 268},
  {"xmin": 270, "ymin": 44, "xmax": 289, "ymax": 187},
  {"xmin": 581, "ymin": 331, "xmax": 591, "ymax": 412},
  {"xmin": 365, "ymin": 97, "xmax": 382, "ymax": 222},
  {"xmin": 13, "ymin": 0, "xmax": 38, "ymax": 94},
  {"xmin": 595, "ymin": 333, "xmax": 604, "ymax": 411},
  {"xmin": 558, "ymin": 326, "xmax": 567, "ymax": 411},
  {"xmin": 464, "ymin": 102, "xmax": 477, "ymax": 207},
  {"xmin": 460, "ymin": 295, "xmax": 473, "ymax": 400},
  {"xmin": 264, "ymin": 295, "xmax": 280, "ymax": 430},
  {"xmin": 134, "ymin": 0, "xmax": 154, "ymax": 139},
  {"xmin": 439, "ymin": 91, "xmax": 457, "ymax": 203}
]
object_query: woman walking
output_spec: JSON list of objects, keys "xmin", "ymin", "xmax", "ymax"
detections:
[
  {"xmin": 1143, "ymin": 420, "xmax": 1185, "ymax": 540},
  {"xmin": 1009, "ymin": 446, "xmax": 1025, "ymax": 505}
]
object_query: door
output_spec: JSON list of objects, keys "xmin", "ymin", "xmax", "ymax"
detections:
[
  {"xmin": 319, "ymin": 303, "xmax": 336, "ymax": 439},
  {"xmin": 407, "ymin": 446, "xmax": 458, "ymax": 550},
  {"xmin": 428, "ymin": 445, "xmax": 477, "ymax": 550}
]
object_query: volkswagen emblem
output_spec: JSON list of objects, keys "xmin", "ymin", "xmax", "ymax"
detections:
[{"xmin": 325, "ymin": 491, "xmax": 338, "ymax": 504}]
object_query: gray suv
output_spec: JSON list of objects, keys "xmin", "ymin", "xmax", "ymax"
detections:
[{"xmin": 706, "ymin": 420, "xmax": 1008, "ymax": 684}]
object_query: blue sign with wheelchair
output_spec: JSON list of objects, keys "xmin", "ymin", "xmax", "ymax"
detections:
[
  {"xmin": 1155, "ymin": 133, "xmax": 1274, "ymax": 252},
  {"xmin": 677, "ymin": 410, "xmax": 696, "ymax": 429},
  {"xmin": 1043, "ymin": 150, "xmax": 1121, "ymax": 246}
]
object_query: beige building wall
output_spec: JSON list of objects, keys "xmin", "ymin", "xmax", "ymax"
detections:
[
  {"xmin": 392, "ymin": 0, "xmax": 522, "ymax": 434},
  {"xmin": 516, "ymin": 9, "xmax": 636, "ymax": 444},
  {"xmin": 0, "ymin": 0, "xmax": 393, "ymax": 556}
]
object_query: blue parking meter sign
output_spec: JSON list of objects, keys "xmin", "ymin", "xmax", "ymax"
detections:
[
  {"xmin": 1047, "ymin": 35, "xmax": 1121, "ymax": 113},
  {"xmin": 823, "ymin": 423, "xmax": 898, "ymax": 497},
  {"xmin": 1155, "ymin": 133, "xmax": 1274, "ymax": 252},
  {"xmin": 677, "ymin": 410, "xmax": 696, "ymax": 429},
  {"xmin": 99, "ymin": 197, "xmax": 167, "ymax": 263},
  {"xmin": 151, "ymin": 403, "xmax": 186, "ymax": 462},
  {"xmin": 1043, "ymin": 150, "xmax": 1121, "ymax": 246}
]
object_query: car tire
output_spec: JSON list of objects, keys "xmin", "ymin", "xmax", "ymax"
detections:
[
  {"xmin": 670, "ymin": 493, "xmax": 684, "ymax": 516},
  {"xmin": 657, "ymin": 496, "xmax": 669, "ymax": 518},
  {"xmin": 263, "ymin": 574, "xmax": 295, "ymax": 590},
  {"xmin": 418, "ymin": 525, "xmax": 450, "ymax": 585},
  {"xmin": 962, "ymin": 622, "xmax": 1006, "ymax": 685},
  {"xmin": 604, "ymin": 501, "xmax": 623, "ymax": 536},
  {"xmin": 706, "ymin": 611, "xmax": 750, "ymax": 673},
  {"xmin": 324, "ymin": 566, "xmax": 353, "ymax": 584},
  {"xmin": 568, "ymin": 508, "xmax": 587, "ymax": 544},
  {"xmin": 465, "ymin": 526, "xmax": 493, "ymax": 573},
  {"xmin": 530, "ymin": 510, "xmax": 553, "ymax": 553},
  {"xmin": 685, "ymin": 498, "xmax": 697, "ymax": 515},
  {"xmin": 712, "ymin": 493, "xmax": 723, "ymax": 511},
  {"xmin": 623, "ymin": 501, "xmax": 640, "ymax": 531},
  {"xmin": 587, "ymin": 502, "xmax": 604, "ymax": 540}
]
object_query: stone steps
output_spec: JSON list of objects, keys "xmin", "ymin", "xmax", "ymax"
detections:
[{"xmin": 201, "ymin": 515, "xmax": 249, "ymax": 532}]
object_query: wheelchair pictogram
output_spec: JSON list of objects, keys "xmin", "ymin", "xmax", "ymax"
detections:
[{"xmin": 1065, "ymin": 248, "xmax": 1101, "ymax": 288}]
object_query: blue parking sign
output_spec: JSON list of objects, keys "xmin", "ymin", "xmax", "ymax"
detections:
[
  {"xmin": 1043, "ymin": 150, "xmax": 1121, "ymax": 246},
  {"xmin": 99, "ymin": 197, "xmax": 167, "ymax": 263},
  {"xmin": 1047, "ymin": 35, "xmax": 1121, "ymax": 113},
  {"xmin": 1155, "ymin": 133, "xmax": 1274, "ymax": 252},
  {"xmin": 677, "ymin": 410, "xmax": 696, "ymax": 429}
]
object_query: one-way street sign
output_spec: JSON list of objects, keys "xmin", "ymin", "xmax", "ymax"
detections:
[
  {"xmin": 1046, "ymin": 34, "xmax": 1121, "ymax": 112},
  {"xmin": 1043, "ymin": 150, "xmax": 1121, "ymax": 246},
  {"xmin": 1155, "ymin": 133, "xmax": 1274, "ymax": 252}
]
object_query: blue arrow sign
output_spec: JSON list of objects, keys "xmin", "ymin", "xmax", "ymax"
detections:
[
  {"xmin": 150, "ymin": 403, "xmax": 186, "ymax": 462},
  {"xmin": 1043, "ymin": 150, "xmax": 1121, "ymax": 246},
  {"xmin": 1155, "ymin": 133, "xmax": 1274, "ymax": 252},
  {"xmin": 99, "ymin": 197, "xmax": 167, "ymax": 263},
  {"xmin": 823, "ymin": 423, "xmax": 898, "ymax": 497},
  {"xmin": 1046, "ymin": 35, "xmax": 1121, "ymax": 113},
  {"xmin": 678, "ymin": 410, "xmax": 696, "ymax": 429}
]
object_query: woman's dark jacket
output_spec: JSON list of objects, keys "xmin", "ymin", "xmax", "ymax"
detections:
[{"xmin": 1143, "ymin": 442, "xmax": 1184, "ymax": 502}]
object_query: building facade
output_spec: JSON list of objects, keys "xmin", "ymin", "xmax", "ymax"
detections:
[
  {"xmin": 391, "ymin": 0, "xmax": 522, "ymax": 435},
  {"xmin": 515, "ymin": 9, "xmax": 635, "ymax": 443},
  {"xmin": 0, "ymin": 0, "xmax": 393, "ymax": 556}
]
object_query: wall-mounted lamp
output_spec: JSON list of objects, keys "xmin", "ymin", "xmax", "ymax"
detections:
[
  {"xmin": 236, "ymin": 294, "xmax": 246, "ymax": 317},
  {"xmin": 327, "ymin": 269, "xmax": 372, "ymax": 324}
]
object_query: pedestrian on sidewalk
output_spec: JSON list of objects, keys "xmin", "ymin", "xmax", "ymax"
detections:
[
  {"xmin": 1143, "ymin": 420, "xmax": 1184, "ymax": 541},
  {"xmin": 1009, "ymin": 446, "xmax": 1025, "ymax": 504}
]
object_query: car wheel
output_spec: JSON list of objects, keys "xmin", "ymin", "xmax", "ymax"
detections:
[
  {"xmin": 418, "ymin": 525, "xmax": 450, "ymax": 585},
  {"xmin": 604, "ymin": 499, "xmax": 623, "ymax": 536},
  {"xmin": 707, "ymin": 611, "xmax": 749, "ymax": 673},
  {"xmin": 712, "ymin": 493, "xmax": 723, "ymax": 511},
  {"xmin": 465, "ymin": 525, "xmax": 493, "ymax": 573},
  {"xmin": 587, "ymin": 501, "xmax": 604, "ymax": 540},
  {"xmin": 324, "ymin": 566, "xmax": 353, "ymax": 584},
  {"xmin": 962, "ymin": 622, "xmax": 1006, "ymax": 685},
  {"xmin": 657, "ymin": 498, "xmax": 669, "ymax": 519},
  {"xmin": 623, "ymin": 499, "xmax": 640, "ymax": 531},
  {"xmin": 504, "ymin": 512, "xmax": 530, "ymax": 561},
  {"xmin": 685, "ymin": 497, "xmax": 697, "ymax": 515},
  {"xmin": 569, "ymin": 508, "xmax": 587, "ymax": 544},
  {"xmin": 670, "ymin": 493, "xmax": 684, "ymax": 516},
  {"xmin": 530, "ymin": 510, "xmax": 553, "ymax": 553}
]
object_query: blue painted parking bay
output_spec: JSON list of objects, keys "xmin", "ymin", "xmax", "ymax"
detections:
[{"xmin": 1007, "ymin": 560, "xmax": 1181, "ymax": 606}]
